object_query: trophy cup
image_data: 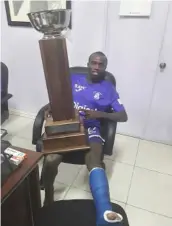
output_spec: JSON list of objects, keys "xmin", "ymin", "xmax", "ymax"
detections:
[{"xmin": 28, "ymin": 10, "xmax": 89, "ymax": 153}]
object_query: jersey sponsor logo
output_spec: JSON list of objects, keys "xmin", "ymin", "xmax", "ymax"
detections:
[
  {"xmin": 74, "ymin": 84, "xmax": 86, "ymax": 92},
  {"xmin": 74, "ymin": 101, "xmax": 97, "ymax": 111},
  {"xmin": 93, "ymin": 91, "xmax": 102, "ymax": 100}
]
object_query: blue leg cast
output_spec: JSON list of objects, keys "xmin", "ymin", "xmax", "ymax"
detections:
[{"xmin": 89, "ymin": 167, "xmax": 122, "ymax": 226}]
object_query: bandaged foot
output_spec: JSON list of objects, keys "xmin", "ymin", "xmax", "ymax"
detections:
[
  {"xmin": 96, "ymin": 210, "xmax": 123, "ymax": 225},
  {"xmin": 107, "ymin": 211, "xmax": 119, "ymax": 220},
  {"xmin": 104, "ymin": 210, "xmax": 123, "ymax": 223},
  {"xmin": 89, "ymin": 168, "xmax": 123, "ymax": 225}
]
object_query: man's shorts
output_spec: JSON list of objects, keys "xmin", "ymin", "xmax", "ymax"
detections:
[
  {"xmin": 87, "ymin": 127, "xmax": 105, "ymax": 144},
  {"xmin": 78, "ymin": 112, "xmax": 104, "ymax": 144}
]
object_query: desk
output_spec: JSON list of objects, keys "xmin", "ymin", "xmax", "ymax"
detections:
[{"xmin": 1, "ymin": 148, "xmax": 43, "ymax": 226}]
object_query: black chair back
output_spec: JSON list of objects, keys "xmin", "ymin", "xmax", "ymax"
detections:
[
  {"xmin": 1, "ymin": 62, "xmax": 9, "ymax": 97},
  {"xmin": 1, "ymin": 62, "xmax": 12, "ymax": 124}
]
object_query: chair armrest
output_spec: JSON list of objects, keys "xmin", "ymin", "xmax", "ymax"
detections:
[
  {"xmin": 103, "ymin": 121, "xmax": 117, "ymax": 156},
  {"xmin": 1, "ymin": 94, "xmax": 12, "ymax": 104},
  {"xmin": 32, "ymin": 104, "xmax": 49, "ymax": 145}
]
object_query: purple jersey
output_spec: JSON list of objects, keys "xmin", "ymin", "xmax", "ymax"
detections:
[{"xmin": 71, "ymin": 73, "xmax": 125, "ymax": 128}]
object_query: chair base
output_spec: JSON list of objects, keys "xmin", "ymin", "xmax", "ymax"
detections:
[{"xmin": 34, "ymin": 200, "xmax": 129, "ymax": 226}]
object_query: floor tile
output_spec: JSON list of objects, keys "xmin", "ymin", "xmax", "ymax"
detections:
[
  {"xmin": 105, "ymin": 134, "xmax": 139, "ymax": 166},
  {"xmin": 126, "ymin": 205, "xmax": 172, "ymax": 226},
  {"xmin": 38, "ymin": 158, "xmax": 44, "ymax": 178},
  {"xmin": 15, "ymin": 119, "xmax": 34, "ymax": 140},
  {"xmin": 40, "ymin": 182, "xmax": 70, "ymax": 205},
  {"xmin": 2, "ymin": 115, "xmax": 33, "ymax": 137},
  {"xmin": 127, "ymin": 167, "xmax": 172, "ymax": 217},
  {"xmin": 64, "ymin": 187, "xmax": 92, "ymax": 200},
  {"xmin": 40, "ymin": 190, "xmax": 45, "ymax": 207},
  {"xmin": 3, "ymin": 134, "xmax": 36, "ymax": 151},
  {"xmin": 73, "ymin": 166, "xmax": 90, "ymax": 191},
  {"xmin": 136, "ymin": 140, "xmax": 172, "ymax": 175},
  {"xmin": 53, "ymin": 182, "xmax": 70, "ymax": 201},
  {"xmin": 55, "ymin": 163, "xmax": 82, "ymax": 186},
  {"xmin": 105, "ymin": 160, "xmax": 134, "ymax": 203},
  {"xmin": 73, "ymin": 160, "xmax": 133, "ymax": 203}
]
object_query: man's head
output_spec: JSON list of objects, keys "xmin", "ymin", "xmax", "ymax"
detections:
[{"xmin": 87, "ymin": 51, "xmax": 108, "ymax": 82}]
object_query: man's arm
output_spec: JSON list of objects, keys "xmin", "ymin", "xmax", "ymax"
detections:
[
  {"xmin": 81, "ymin": 110, "xmax": 128, "ymax": 123},
  {"xmin": 101, "ymin": 110, "xmax": 128, "ymax": 122},
  {"xmin": 104, "ymin": 85, "xmax": 128, "ymax": 122},
  {"xmin": 81, "ymin": 85, "xmax": 128, "ymax": 122}
]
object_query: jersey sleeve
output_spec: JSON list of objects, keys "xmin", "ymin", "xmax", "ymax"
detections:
[{"xmin": 109, "ymin": 84, "xmax": 125, "ymax": 112}]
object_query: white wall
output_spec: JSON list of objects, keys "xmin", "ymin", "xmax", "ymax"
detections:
[
  {"xmin": 1, "ymin": 1, "xmax": 108, "ymax": 114},
  {"xmin": 1, "ymin": 1, "xmax": 49, "ymax": 114}
]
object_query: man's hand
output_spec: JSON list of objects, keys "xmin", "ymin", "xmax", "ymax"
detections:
[
  {"xmin": 80, "ymin": 109, "xmax": 128, "ymax": 122},
  {"xmin": 81, "ymin": 110, "xmax": 106, "ymax": 119}
]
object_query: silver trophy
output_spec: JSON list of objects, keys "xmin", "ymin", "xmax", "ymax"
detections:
[{"xmin": 28, "ymin": 9, "xmax": 71, "ymax": 38}]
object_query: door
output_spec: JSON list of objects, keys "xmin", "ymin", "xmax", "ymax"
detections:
[
  {"xmin": 105, "ymin": 1, "xmax": 169, "ymax": 138},
  {"xmin": 144, "ymin": 2, "xmax": 172, "ymax": 145}
]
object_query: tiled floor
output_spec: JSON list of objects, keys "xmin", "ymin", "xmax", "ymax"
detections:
[{"xmin": 2, "ymin": 114, "xmax": 172, "ymax": 226}]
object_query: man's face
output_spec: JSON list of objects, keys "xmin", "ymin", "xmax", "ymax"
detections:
[{"xmin": 87, "ymin": 55, "xmax": 107, "ymax": 82}]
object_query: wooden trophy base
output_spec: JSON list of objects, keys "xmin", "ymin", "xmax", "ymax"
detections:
[
  {"xmin": 45, "ymin": 117, "xmax": 80, "ymax": 136},
  {"xmin": 42, "ymin": 115, "xmax": 90, "ymax": 154},
  {"xmin": 39, "ymin": 36, "xmax": 90, "ymax": 154}
]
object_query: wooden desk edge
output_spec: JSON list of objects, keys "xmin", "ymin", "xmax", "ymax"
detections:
[{"xmin": 1, "ymin": 147, "xmax": 43, "ymax": 204}]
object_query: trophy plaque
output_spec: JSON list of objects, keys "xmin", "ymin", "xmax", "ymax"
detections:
[{"xmin": 28, "ymin": 10, "xmax": 89, "ymax": 154}]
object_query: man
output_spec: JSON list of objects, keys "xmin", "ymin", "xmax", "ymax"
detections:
[{"xmin": 42, "ymin": 52, "xmax": 128, "ymax": 225}]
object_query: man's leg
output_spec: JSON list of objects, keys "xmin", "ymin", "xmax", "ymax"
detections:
[
  {"xmin": 42, "ymin": 154, "xmax": 63, "ymax": 206},
  {"xmin": 85, "ymin": 130, "xmax": 123, "ymax": 225}
]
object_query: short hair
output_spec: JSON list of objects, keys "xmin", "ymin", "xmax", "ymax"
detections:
[{"xmin": 88, "ymin": 51, "xmax": 108, "ymax": 66}]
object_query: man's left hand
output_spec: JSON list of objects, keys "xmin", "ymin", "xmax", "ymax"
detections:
[{"xmin": 81, "ymin": 110, "xmax": 106, "ymax": 119}]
